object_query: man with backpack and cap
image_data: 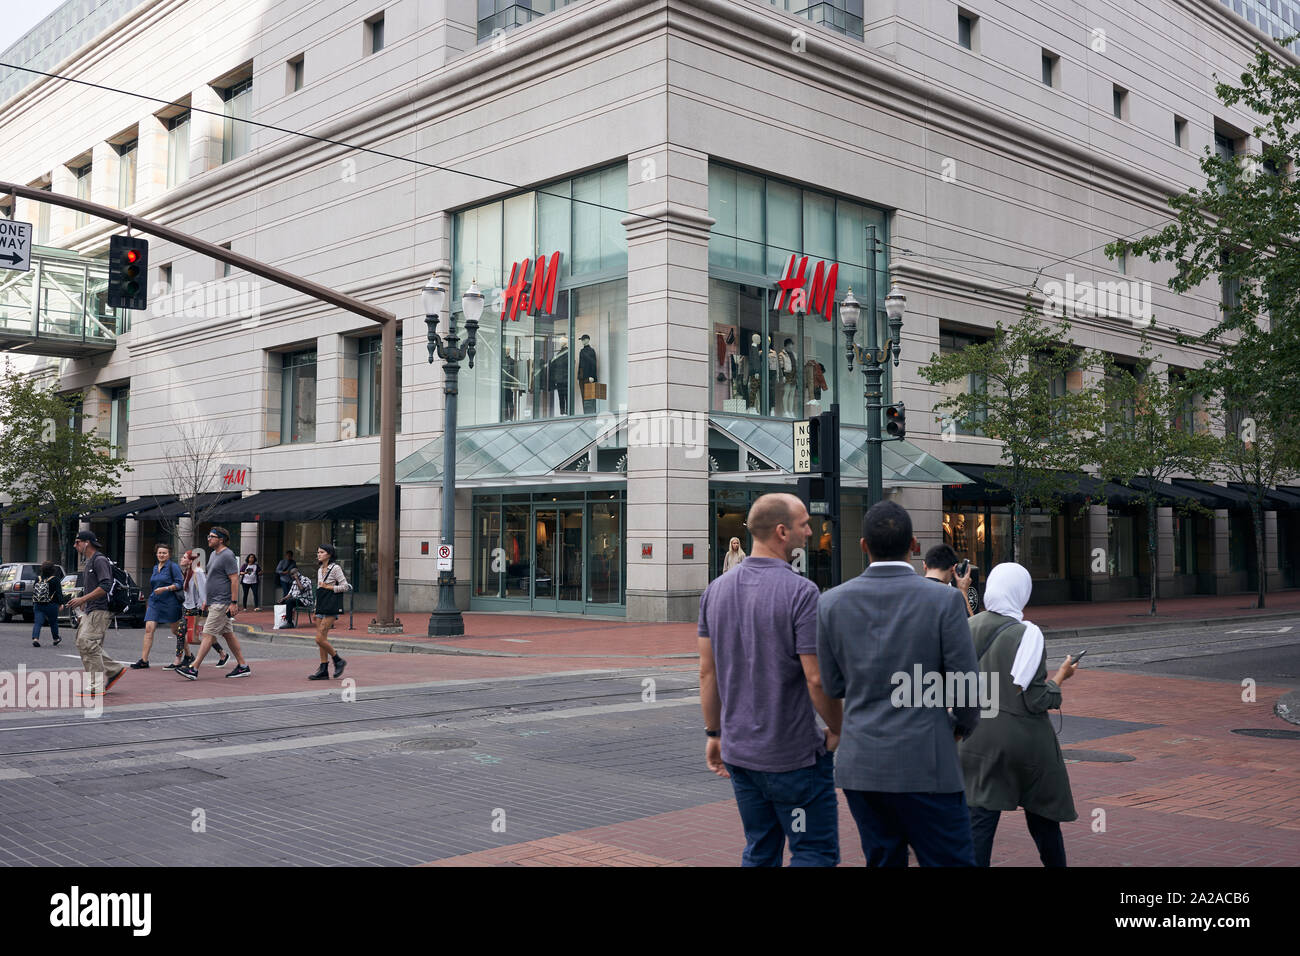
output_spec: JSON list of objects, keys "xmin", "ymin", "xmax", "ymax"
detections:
[{"xmin": 65, "ymin": 530, "xmax": 125, "ymax": 696}]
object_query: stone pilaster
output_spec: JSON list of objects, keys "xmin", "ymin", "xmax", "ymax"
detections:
[
  {"xmin": 1264, "ymin": 510, "xmax": 1283, "ymax": 592},
  {"xmin": 124, "ymin": 517, "xmax": 142, "ymax": 583},
  {"xmin": 622, "ymin": 146, "xmax": 713, "ymax": 623},
  {"xmin": 1156, "ymin": 506, "xmax": 1175, "ymax": 596},
  {"xmin": 1088, "ymin": 505, "xmax": 1110, "ymax": 601},
  {"xmin": 1212, "ymin": 508, "xmax": 1231, "ymax": 594},
  {"xmin": 190, "ymin": 84, "xmax": 225, "ymax": 178},
  {"xmin": 136, "ymin": 112, "xmax": 170, "ymax": 203}
]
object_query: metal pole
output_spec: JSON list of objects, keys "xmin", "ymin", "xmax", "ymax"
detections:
[
  {"xmin": 0, "ymin": 181, "xmax": 401, "ymax": 630},
  {"xmin": 429, "ymin": 314, "xmax": 464, "ymax": 636},
  {"xmin": 829, "ymin": 402, "xmax": 842, "ymax": 587},
  {"xmin": 865, "ymin": 226, "xmax": 882, "ymax": 507}
]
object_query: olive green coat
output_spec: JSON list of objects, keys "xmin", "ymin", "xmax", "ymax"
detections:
[{"xmin": 958, "ymin": 611, "xmax": 1077, "ymax": 822}]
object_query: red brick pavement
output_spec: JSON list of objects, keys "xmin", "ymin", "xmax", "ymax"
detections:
[
  {"xmin": 229, "ymin": 588, "xmax": 1300, "ymax": 659},
  {"xmin": 426, "ymin": 670, "xmax": 1300, "ymax": 866}
]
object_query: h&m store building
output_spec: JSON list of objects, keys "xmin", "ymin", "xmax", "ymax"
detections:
[{"xmin": 407, "ymin": 159, "xmax": 964, "ymax": 622}]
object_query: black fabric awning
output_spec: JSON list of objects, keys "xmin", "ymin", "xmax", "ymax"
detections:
[
  {"xmin": 1172, "ymin": 479, "xmax": 1252, "ymax": 509},
  {"xmin": 1279, "ymin": 487, "xmax": 1300, "ymax": 508},
  {"xmin": 1227, "ymin": 482, "xmax": 1300, "ymax": 510},
  {"xmin": 205, "ymin": 486, "xmax": 383, "ymax": 523},
  {"xmin": 133, "ymin": 493, "xmax": 241, "ymax": 521},
  {"xmin": 943, "ymin": 465, "xmax": 1141, "ymax": 507},
  {"xmin": 1125, "ymin": 476, "xmax": 1221, "ymax": 509},
  {"xmin": 84, "ymin": 496, "xmax": 175, "ymax": 520}
]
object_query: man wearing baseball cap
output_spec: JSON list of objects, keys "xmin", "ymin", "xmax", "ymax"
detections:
[
  {"xmin": 65, "ymin": 530, "xmax": 125, "ymax": 696},
  {"xmin": 176, "ymin": 527, "xmax": 251, "ymax": 679}
]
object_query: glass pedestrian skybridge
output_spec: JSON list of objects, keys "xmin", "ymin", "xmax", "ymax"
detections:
[{"xmin": 0, "ymin": 245, "xmax": 120, "ymax": 357}]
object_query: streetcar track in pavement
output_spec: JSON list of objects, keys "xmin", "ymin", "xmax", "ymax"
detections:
[{"xmin": 0, "ymin": 677, "xmax": 700, "ymax": 758}]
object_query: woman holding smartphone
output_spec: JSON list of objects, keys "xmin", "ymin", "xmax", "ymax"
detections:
[
  {"xmin": 307, "ymin": 544, "xmax": 349, "ymax": 681},
  {"xmin": 958, "ymin": 562, "xmax": 1080, "ymax": 867}
]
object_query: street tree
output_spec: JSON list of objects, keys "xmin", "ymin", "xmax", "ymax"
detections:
[
  {"xmin": 1204, "ymin": 337, "xmax": 1300, "ymax": 609},
  {"xmin": 0, "ymin": 364, "xmax": 130, "ymax": 563},
  {"xmin": 1092, "ymin": 341, "xmax": 1219, "ymax": 615},
  {"xmin": 150, "ymin": 419, "xmax": 234, "ymax": 553},
  {"xmin": 920, "ymin": 300, "xmax": 1103, "ymax": 561}
]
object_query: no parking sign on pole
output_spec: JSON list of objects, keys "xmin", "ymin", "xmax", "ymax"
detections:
[{"xmin": 436, "ymin": 545, "xmax": 453, "ymax": 571}]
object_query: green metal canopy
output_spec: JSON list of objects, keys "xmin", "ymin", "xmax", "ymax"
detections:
[
  {"xmin": 710, "ymin": 415, "xmax": 969, "ymax": 486},
  {"xmin": 385, "ymin": 417, "xmax": 615, "ymax": 484}
]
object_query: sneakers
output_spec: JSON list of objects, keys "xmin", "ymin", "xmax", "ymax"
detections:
[
  {"xmin": 104, "ymin": 670, "xmax": 126, "ymax": 692},
  {"xmin": 52, "ymin": 637, "xmax": 61, "ymax": 646},
  {"xmin": 332, "ymin": 657, "xmax": 347, "ymax": 679},
  {"xmin": 226, "ymin": 664, "xmax": 251, "ymax": 678},
  {"xmin": 307, "ymin": 663, "xmax": 329, "ymax": 681},
  {"xmin": 32, "ymin": 640, "xmax": 39, "ymax": 647},
  {"xmin": 215, "ymin": 652, "xmax": 230, "ymax": 667},
  {"xmin": 162, "ymin": 661, "xmax": 181, "ymax": 670},
  {"xmin": 182, "ymin": 653, "xmax": 195, "ymax": 668},
  {"xmin": 129, "ymin": 659, "xmax": 149, "ymax": 669},
  {"xmin": 176, "ymin": 665, "xmax": 198, "ymax": 680}
]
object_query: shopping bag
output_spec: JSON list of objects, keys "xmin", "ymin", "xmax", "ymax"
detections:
[{"xmin": 274, "ymin": 604, "xmax": 288, "ymax": 629}]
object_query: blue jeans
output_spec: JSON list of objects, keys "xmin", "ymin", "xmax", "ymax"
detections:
[
  {"xmin": 32, "ymin": 603, "xmax": 60, "ymax": 642},
  {"xmin": 843, "ymin": 789, "xmax": 976, "ymax": 867},
  {"xmin": 725, "ymin": 751, "xmax": 839, "ymax": 867}
]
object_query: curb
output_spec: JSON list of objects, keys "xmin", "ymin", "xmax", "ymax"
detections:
[
  {"xmin": 1276, "ymin": 692, "xmax": 1300, "ymax": 727},
  {"xmin": 231, "ymin": 624, "xmax": 698, "ymax": 660},
  {"xmin": 1039, "ymin": 608, "xmax": 1300, "ymax": 643}
]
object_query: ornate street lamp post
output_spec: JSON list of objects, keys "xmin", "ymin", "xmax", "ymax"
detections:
[
  {"xmin": 424, "ymin": 276, "xmax": 483, "ymax": 636},
  {"xmin": 840, "ymin": 280, "xmax": 907, "ymax": 506}
]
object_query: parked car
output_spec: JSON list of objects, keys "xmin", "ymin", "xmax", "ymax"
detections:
[
  {"xmin": 55, "ymin": 570, "xmax": 147, "ymax": 629},
  {"xmin": 0, "ymin": 563, "xmax": 66, "ymax": 622}
]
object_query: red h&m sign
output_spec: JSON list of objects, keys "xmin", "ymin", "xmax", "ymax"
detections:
[
  {"xmin": 219, "ymin": 464, "xmax": 250, "ymax": 491},
  {"xmin": 774, "ymin": 253, "xmax": 838, "ymax": 320},
  {"xmin": 503, "ymin": 251, "xmax": 562, "ymax": 321}
]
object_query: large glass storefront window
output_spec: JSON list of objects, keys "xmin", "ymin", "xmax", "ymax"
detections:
[
  {"xmin": 1025, "ymin": 510, "xmax": 1064, "ymax": 579},
  {"xmin": 472, "ymin": 490, "xmax": 625, "ymax": 613},
  {"xmin": 453, "ymin": 166, "xmax": 627, "ymax": 428},
  {"xmin": 943, "ymin": 502, "xmax": 1015, "ymax": 579},
  {"xmin": 262, "ymin": 519, "xmax": 387, "ymax": 596},
  {"xmin": 1107, "ymin": 514, "xmax": 1135, "ymax": 577},
  {"xmin": 708, "ymin": 163, "xmax": 890, "ymax": 427}
]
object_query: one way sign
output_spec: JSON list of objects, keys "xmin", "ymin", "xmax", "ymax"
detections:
[{"xmin": 0, "ymin": 220, "xmax": 33, "ymax": 272}]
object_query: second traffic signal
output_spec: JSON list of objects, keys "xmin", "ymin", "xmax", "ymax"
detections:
[
  {"xmin": 885, "ymin": 402, "xmax": 906, "ymax": 439},
  {"xmin": 108, "ymin": 234, "xmax": 149, "ymax": 311}
]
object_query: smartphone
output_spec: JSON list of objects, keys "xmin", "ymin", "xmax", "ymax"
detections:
[
  {"xmin": 954, "ymin": 559, "xmax": 970, "ymax": 578},
  {"xmin": 1070, "ymin": 650, "xmax": 1088, "ymax": 664}
]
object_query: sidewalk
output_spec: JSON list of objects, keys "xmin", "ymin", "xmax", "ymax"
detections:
[{"xmin": 230, "ymin": 589, "xmax": 1300, "ymax": 659}]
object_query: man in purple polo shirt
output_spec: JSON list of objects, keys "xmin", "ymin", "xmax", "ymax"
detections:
[{"xmin": 697, "ymin": 492, "xmax": 843, "ymax": 866}]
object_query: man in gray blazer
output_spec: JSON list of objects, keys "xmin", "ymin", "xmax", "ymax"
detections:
[{"xmin": 817, "ymin": 500, "xmax": 981, "ymax": 866}]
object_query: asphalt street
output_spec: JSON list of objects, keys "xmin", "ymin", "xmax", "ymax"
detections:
[{"xmin": 1, "ymin": 614, "xmax": 1298, "ymax": 866}]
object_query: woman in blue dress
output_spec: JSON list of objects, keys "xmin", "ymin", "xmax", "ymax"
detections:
[{"xmin": 130, "ymin": 544, "xmax": 185, "ymax": 669}]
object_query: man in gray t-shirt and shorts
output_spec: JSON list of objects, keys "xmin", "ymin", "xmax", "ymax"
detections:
[{"xmin": 176, "ymin": 528, "xmax": 251, "ymax": 679}]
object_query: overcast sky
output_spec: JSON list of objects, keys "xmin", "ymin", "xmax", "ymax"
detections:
[{"xmin": 0, "ymin": 0, "xmax": 75, "ymax": 54}]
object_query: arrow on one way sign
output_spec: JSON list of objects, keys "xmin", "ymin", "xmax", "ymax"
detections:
[{"xmin": 0, "ymin": 220, "xmax": 32, "ymax": 272}]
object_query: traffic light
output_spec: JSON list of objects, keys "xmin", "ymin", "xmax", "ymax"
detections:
[
  {"xmin": 885, "ymin": 402, "xmax": 906, "ymax": 439},
  {"xmin": 108, "ymin": 234, "xmax": 148, "ymax": 310}
]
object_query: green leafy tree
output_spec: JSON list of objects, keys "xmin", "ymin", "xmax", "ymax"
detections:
[
  {"xmin": 1092, "ymin": 341, "xmax": 1219, "ymax": 615},
  {"xmin": 1109, "ymin": 41, "xmax": 1300, "ymax": 607},
  {"xmin": 920, "ymin": 301, "xmax": 1103, "ymax": 561},
  {"xmin": 0, "ymin": 365, "xmax": 131, "ymax": 564},
  {"xmin": 1204, "ymin": 337, "xmax": 1300, "ymax": 608}
]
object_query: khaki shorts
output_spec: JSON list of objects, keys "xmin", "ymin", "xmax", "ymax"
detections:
[{"xmin": 203, "ymin": 603, "xmax": 235, "ymax": 637}]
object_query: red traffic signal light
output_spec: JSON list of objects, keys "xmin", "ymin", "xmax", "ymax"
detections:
[{"xmin": 108, "ymin": 235, "xmax": 149, "ymax": 311}]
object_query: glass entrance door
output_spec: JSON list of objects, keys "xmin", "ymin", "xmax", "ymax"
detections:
[{"xmin": 532, "ymin": 506, "xmax": 585, "ymax": 611}]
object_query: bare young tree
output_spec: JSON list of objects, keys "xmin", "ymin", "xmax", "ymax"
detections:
[{"xmin": 149, "ymin": 419, "xmax": 233, "ymax": 552}]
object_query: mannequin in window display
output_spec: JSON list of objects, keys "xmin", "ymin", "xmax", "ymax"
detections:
[
  {"xmin": 779, "ymin": 338, "xmax": 797, "ymax": 416},
  {"xmin": 747, "ymin": 333, "xmax": 763, "ymax": 412},
  {"xmin": 578, "ymin": 333, "xmax": 598, "ymax": 413},
  {"xmin": 548, "ymin": 335, "xmax": 570, "ymax": 415},
  {"xmin": 804, "ymin": 359, "xmax": 828, "ymax": 415},
  {"xmin": 502, "ymin": 346, "xmax": 519, "ymax": 421},
  {"xmin": 766, "ymin": 336, "xmax": 779, "ymax": 415}
]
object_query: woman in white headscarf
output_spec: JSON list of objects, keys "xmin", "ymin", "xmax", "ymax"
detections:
[{"xmin": 958, "ymin": 562, "xmax": 1080, "ymax": 866}]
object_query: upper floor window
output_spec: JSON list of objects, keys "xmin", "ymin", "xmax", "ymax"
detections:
[
  {"xmin": 287, "ymin": 55, "xmax": 305, "ymax": 93},
  {"xmin": 115, "ymin": 140, "xmax": 137, "ymax": 207},
  {"xmin": 366, "ymin": 13, "xmax": 385, "ymax": 54},
  {"xmin": 358, "ymin": 333, "xmax": 402, "ymax": 436},
  {"xmin": 1041, "ymin": 50, "xmax": 1059, "ymax": 88},
  {"xmin": 938, "ymin": 330, "xmax": 990, "ymax": 436},
  {"xmin": 221, "ymin": 79, "xmax": 253, "ymax": 163},
  {"xmin": 281, "ymin": 350, "xmax": 317, "ymax": 444},
  {"xmin": 477, "ymin": 0, "xmax": 582, "ymax": 43},
  {"xmin": 72, "ymin": 162, "xmax": 92, "ymax": 228},
  {"xmin": 957, "ymin": 9, "xmax": 978, "ymax": 51},
  {"xmin": 167, "ymin": 112, "xmax": 191, "ymax": 187},
  {"xmin": 109, "ymin": 386, "xmax": 130, "ymax": 459}
]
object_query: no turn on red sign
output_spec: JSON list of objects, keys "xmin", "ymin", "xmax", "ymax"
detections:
[{"xmin": 436, "ymin": 545, "xmax": 453, "ymax": 571}]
